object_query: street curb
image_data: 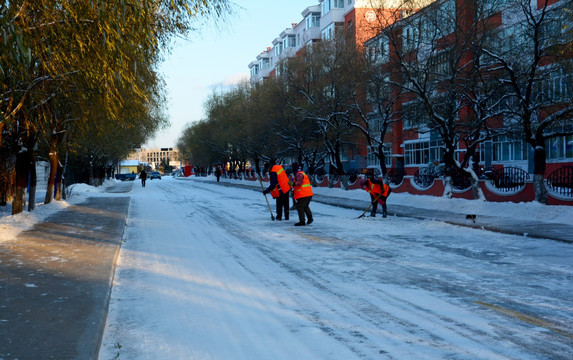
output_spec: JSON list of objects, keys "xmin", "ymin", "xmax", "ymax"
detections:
[{"xmin": 192, "ymin": 177, "xmax": 573, "ymax": 244}]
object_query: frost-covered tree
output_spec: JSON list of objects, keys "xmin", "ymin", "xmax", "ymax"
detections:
[
  {"xmin": 477, "ymin": 0, "xmax": 573, "ymax": 203},
  {"xmin": 281, "ymin": 32, "xmax": 364, "ymax": 187}
]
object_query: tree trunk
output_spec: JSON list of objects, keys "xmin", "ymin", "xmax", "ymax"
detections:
[
  {"xmin": 61, "ymin": 152, "xmax": 69, "ymax": 200},
  {"xmin": 0, "ymin": 148, "xmax": 14, "ymax": 206},
  {"xmin": 45, "ymin": 151, "xmax": 59, "ymax": 204},
  {"xmin": 533, "ymin": 146, "xmax": 547, "ymax": 204},
  {"xmin": 28, "ymin": 157, "xmax": 37, "ymax": 211},
  {"xmin": 55, "ymin": 161, "xmax": 64, "ymax": 201},
  {"xmin": 340, "ymin": 175, "xmax": 349, "ymax": 190},
  {"xmin": 466, "ymin": 155, "xmax": 485, "ymax": 201},
  {"xmin": 12, "ymin": 150, "xmax": 29, "ymax": 215},
  {"xmin": 378, "ymin": 143, "xmax": 388, "ymax": 176},
  {"xmin": 442, "ymin": 149, "xmax": 456, "ymax": 199},
  {"xmin": 443, "ymin": 176, "xmax": 453, "ymax": 199}
]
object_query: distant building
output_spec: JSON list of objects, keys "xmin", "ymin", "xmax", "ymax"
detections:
[{"xmin": 136, "ymin": 147, "xmax": 181, "ymax": 171}]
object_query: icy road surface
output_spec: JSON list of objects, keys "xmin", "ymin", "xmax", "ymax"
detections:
[{"xmin": 99, "ymin": 177, "xmax": 573, "ymax": 360}]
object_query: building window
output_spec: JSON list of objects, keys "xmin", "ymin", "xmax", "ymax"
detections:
[
  {"xmin": 283, "ymin": 35, "xmax": 296, "ymax": 48},
  {"xmin": 322, "ymin": 0, "xmax": 331, "ymax": 15},
  {"xmin": 479, "ymin": 0, "xmax": 509, "ymax": 17},
  {"xmin": 405, "ymin": 140, "xmax": 443, "ymax": 165},
  {"xmin": 402, "ymin": 101, "xmax": 429, "ymax": 130},
  {"xmin": 492, "ymin": 135, "xmax": 528, "ymax": 162},
  {"xmin": 259, "ymin": 58, "xmax": 270, "ymax": 69},
  {"xmin": 366, "ymin": 35, "xmax": 389, "ymax": 65},
  {"xmin": 334, "ymin": 0, "xmax": 344, "ymax": 8},
  {"xmin": 428, "ymin": 50, "xmax": 453, "ymax": 81},
  {"xmin": 367, "ymin": 144, "xmax": 392, "ymax": 168},
  {"xmin": 305, "ymin": 14, "xmax": 320, "ymax": 30},
  {"xmin": 540, "ymin": 68, "xmax": 573, "ymax": 103},
  {"xmin": 403, "ymin": 23, "xmax": 419, "ymax": 52},
  {"xmin": 546, "ymin": 135, "xmax": 573, "ymax": 160},
  {"xmin": 322, "ymin": 23, "xmax": 335, "ymax": 40}
]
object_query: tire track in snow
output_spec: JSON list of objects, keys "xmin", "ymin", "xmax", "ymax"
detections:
[{"xmin": 150, "ymin": 179, "xmax": 573, "ymax": 359}]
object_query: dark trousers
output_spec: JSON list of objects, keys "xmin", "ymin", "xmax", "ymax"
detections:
[
  {"xmin": 141, "ymin": 179, "xmax": 146, "ymax": 187},
  {"xmin": 275, "ymin": 192, "xmax": 290, "ymax": 220},
  {"xmin": 370, "ymin": 195, "xmax": 387, "ymax": 215},
  {"xmin": 296, "ymin": 196, "xmax": 313, "ymax": 223}
]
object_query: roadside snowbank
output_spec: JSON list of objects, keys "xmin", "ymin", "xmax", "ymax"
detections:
[
  {"xmin": 188, "ymin": 175, "xmax": 573, "ymax": 224},
  {"xmin": 1, "ymin": 176, "xmax": 572, "ymax": 245}
]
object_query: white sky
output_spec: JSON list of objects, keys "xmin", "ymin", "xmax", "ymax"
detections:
[{"xmin": 144, "ymin": 0, "xmax": 316, "ymax": 149}]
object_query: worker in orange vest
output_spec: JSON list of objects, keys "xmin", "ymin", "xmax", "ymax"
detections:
[
  {"xmin": 292, "ymin": 162, "xmax": 313, "ymax": 226},
  {"xmin": 262, "ymin": 161, "xmax": 292, "ymax": 221},
  {"xmin": 360, "ymin": 171, "xmax": 391, "ymax": 218}
]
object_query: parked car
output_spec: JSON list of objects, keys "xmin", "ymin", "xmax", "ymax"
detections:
[
  {"xmin": 149, "ymin": 171, "xmax": 161, "ymax": 180},
  {"xmin": 115, "ymin": 173, "xmax": 137, "ymax": 181}
]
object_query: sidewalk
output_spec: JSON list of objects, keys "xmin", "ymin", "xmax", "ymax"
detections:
[
  {"xmin": 210, "ymin": 178, "xmax": 573, "ymax": 243},
  {"xmin": 0, "ymin": 182, "xmax": 132, "ymax": 360}
]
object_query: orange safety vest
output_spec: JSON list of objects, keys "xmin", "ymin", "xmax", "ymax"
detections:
[
  {"xmin": 270, "ymin": 165, "xmax": 291, "ymax": 198},
  {"xmin": 364, "ymin": 179, "xmax": 382, "ymax": 196},
  {"xmin": 294, "ymin": 171, "xmax": 313, "ymax": 200},
  {"xmin": 364, "ymin": 179, "xmax": 390, "ymax": 199}
]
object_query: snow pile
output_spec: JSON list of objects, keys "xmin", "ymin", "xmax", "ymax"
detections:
[
  {"xmin": 188, "ymin": 175, "xmax": 573, "ymax": 224},
  {"xmin": 1, "ymin": 176, "xmax": 572, "ymax": 245}
]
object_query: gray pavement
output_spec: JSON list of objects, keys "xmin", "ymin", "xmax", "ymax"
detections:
[
  {"xmin": 1, "ymin": 178, "xmax": 571, "ymax": 360},
  {"xmin": 0, "ymin": 182, "xmax": 132, "ymax": 360}
]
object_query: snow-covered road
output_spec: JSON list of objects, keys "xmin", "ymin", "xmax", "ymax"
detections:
[{"xmin": 98, "ymin": 177, "xmax": 573, "ymax": 360}]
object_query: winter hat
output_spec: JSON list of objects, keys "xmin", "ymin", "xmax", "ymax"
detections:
[{"xmin": 292, "ymin": 162, "xmax": 299, "ymax": 172}]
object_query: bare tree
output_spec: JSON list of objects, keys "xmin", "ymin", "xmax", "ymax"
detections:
[
  {"xmin": 282, "ymin": 32, "xmax": 364, "ymax": 187},
  {"xmin": 352, "ymin": 31, "xmax": 402, "ymax": 178},
  {"xmin": 477, "ymin": 0, "xmax": 573, "ymax": 203}
]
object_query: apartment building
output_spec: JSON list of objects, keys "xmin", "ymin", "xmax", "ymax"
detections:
[
  {"xmin": 363, "ymin": 0, "xmax": 572, "ymax": 176},
  {"xmin": 248, "ymin": 1, "xmax": 416, "ymax": 169},
  {"xmin": 249, "ymin": 5, "xmax": 321, "ymax": 85},
  {"xmin": 247, "ymin": 0, "xmax": 571, "ymax": 203},
  {"xmin": 249, "ymin": 1, "xmax": 399, "ymax": 85}
]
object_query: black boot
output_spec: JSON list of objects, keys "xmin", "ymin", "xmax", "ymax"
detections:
[{"xmin": 294, "ymin": 222, "xmax": 305, "ymax": 226}]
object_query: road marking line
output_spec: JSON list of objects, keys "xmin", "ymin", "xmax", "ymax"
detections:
[{"xmin": 474, "ymin": 301, "xmax": 573, "ymax": 339}]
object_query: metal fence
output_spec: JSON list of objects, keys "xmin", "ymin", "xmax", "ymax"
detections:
[
  {"xmin": 488, "ymin": 167, "xmax": 530, "ymax": 192},
  {"xmin": 386, "ymin": 168, "xmax": 405, "ymax": 185},
  {"xmin": 546, "ymin": 166, "xmax": 573, "ymax": 198},
  {"xmin": 450, "ymin": 168, "xmax": 472, "ymax": 191},
  {"xmin": 414, "ymin": 167, "xmax": 438, "ymax": 188}
]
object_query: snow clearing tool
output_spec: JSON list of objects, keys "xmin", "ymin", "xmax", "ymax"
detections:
[
  {"xmin": 258, "ymin": 174, "xmax": 275, "ymax": 221},
  {"xmin": 358, "ymin": 192, "xmax": 384, "ymax": 219}
]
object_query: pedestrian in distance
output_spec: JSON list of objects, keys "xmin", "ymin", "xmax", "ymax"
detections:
[
  {"xmin": 360, "ymin": 170, "xmax": 391, "ymax": 218},
  {"xmin": 292, "ymin": 162, "xmax": 313, "ymax": 226},
  {"xmin": 140, "ymin": 169, "xmax": 147, "ymax": 187},
  {"xmin": 215, "ymin": 166, "xmax": 221, "ymax": 182},
  {"xmin": 262, "ymin": 161, "xmax": 291, "ymax": 221}
]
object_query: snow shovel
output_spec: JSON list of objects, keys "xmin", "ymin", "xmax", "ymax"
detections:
[
  {"xmin": 358, "ymin": 192, "xmax": 384, "ymax": 219},
  {"xmin": 258, "ymin": 174, "xmax": 275, "ymax": 221}
]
